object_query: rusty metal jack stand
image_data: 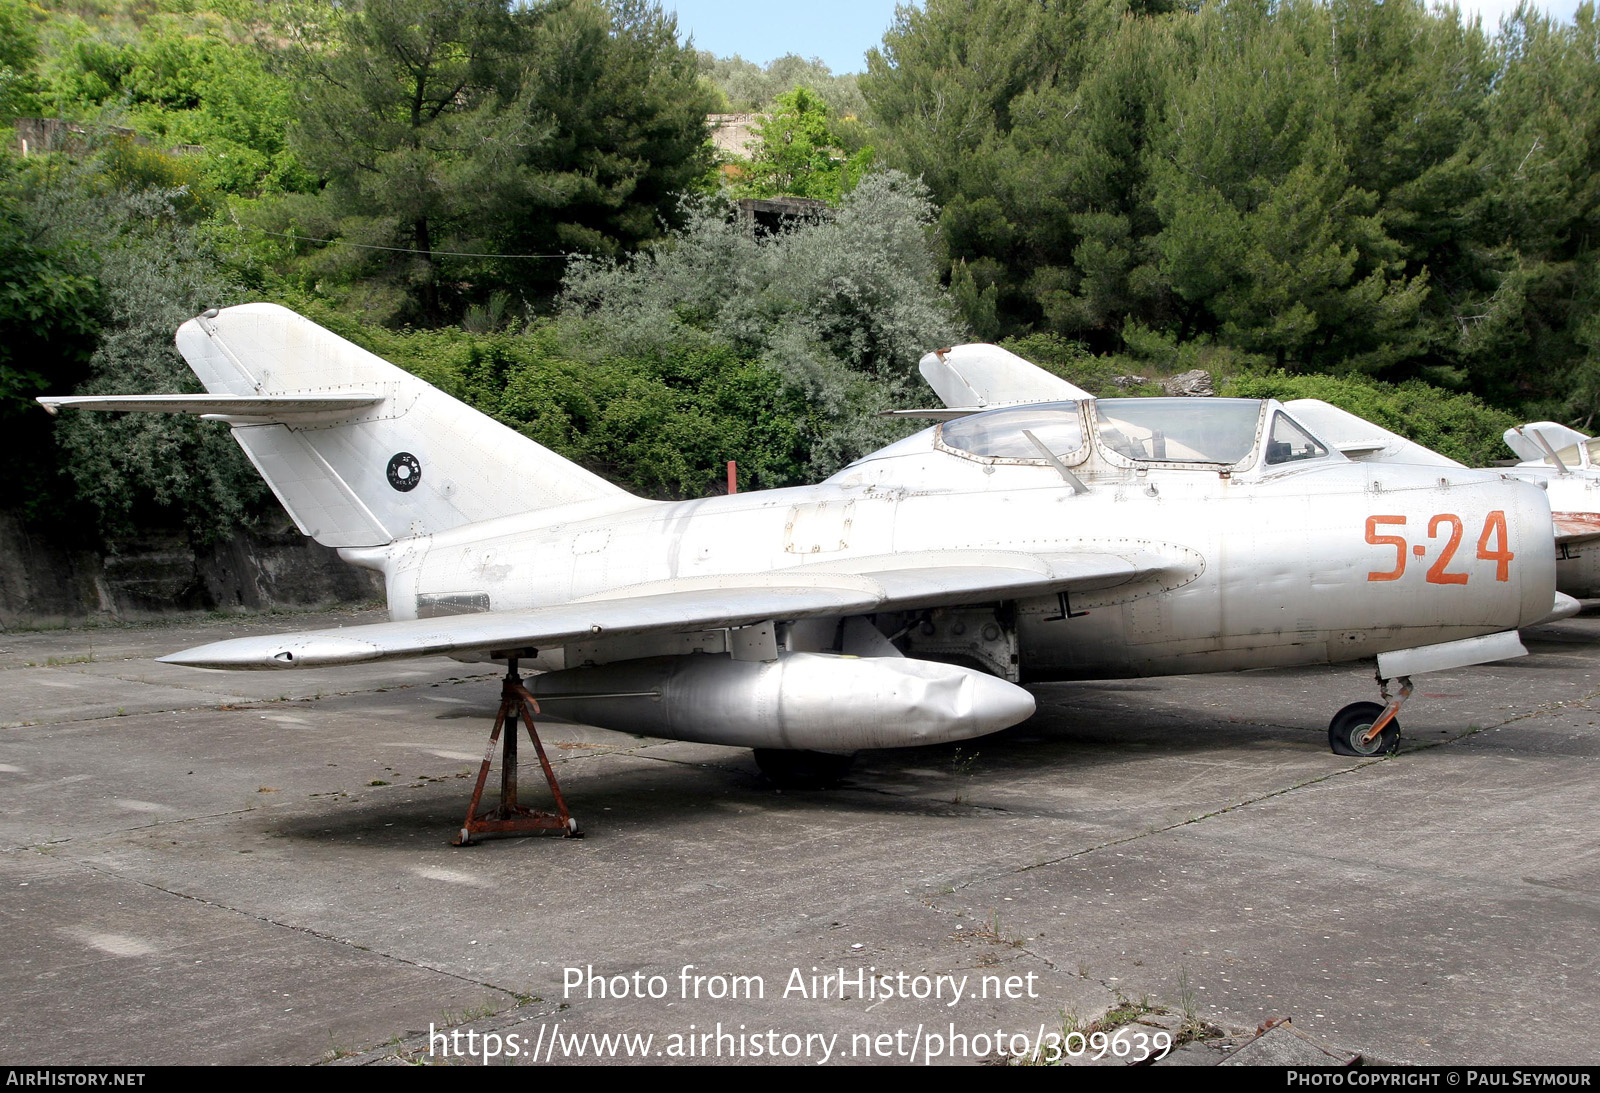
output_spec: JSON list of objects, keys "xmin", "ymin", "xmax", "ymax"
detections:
[{"xmin": 453, "ymin": 658, "xmax": 580, "ymax": 845}]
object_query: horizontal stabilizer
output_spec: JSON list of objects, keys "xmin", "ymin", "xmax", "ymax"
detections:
[
  {"xmin": 161, "ymin": 548, "xmax": 1183, "ymax": 669},
  {"xmin": 37, "ymin": 394, "xmax": 383, "ymax": 419}
]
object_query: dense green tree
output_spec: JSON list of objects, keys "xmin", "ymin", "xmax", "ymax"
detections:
[
  {"xmin": 863, "ymin": 0, "xmax": 1600, "ymax": 418},
  {"xmin": 1146, "ymin": 2, "xmax": 1431, "ymax": 372},
  {"xmin": 49, "ymin": 182, "xmax": 264, "ymax": 543},
  {"xmin": 0, "ymin": 154, "xmax": 101, "ymax": 525},
  {"xmin": 560, "ymin": 171, "xmax": 964, "ymax": 475},
  {"xmin": 274, "ymin": 0, "xmax": 712, "ymax": 323},
  {"xmin": 494, "ymin": 0, "xmax": 716, "ymax": 303},
  {"xmin": 2, "ymin": 151, "xmax": 263, "ymax": 541},
  {"xmin": 0, "ymin": 0, "xmax": 42, "ymax": 120},
  {"xmin": 1462, "ymin": 3, "xmax": 1600, "ymax": 420},
  {"xmin": 699, "ymin": 52, "xmax": 866, "ymax": 116},
  {"xmin": 31, "ymin": 7, "xmax": 308, "ymax": 194},
  {"xmin": 736, "ymin": 87, "xmax": 873, "ymax": 202},
  {"xmin": 283, "ymin": 0, "xmax": 528, "ymax": 320}
]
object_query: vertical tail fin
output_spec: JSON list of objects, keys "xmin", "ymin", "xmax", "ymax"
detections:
[{"xmin": 176, "ymin": 303, "xmax": 633, "ymax": 547}]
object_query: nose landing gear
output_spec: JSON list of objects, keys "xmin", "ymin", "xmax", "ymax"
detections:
[{"xmin": 1329, "ymin": 675, "xmax": 1411, "ymax": 757}]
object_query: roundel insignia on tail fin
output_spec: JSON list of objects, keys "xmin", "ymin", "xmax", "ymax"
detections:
[{"xmin": 387, "ymin": 452, "xmax": 421, "ymax": 492}]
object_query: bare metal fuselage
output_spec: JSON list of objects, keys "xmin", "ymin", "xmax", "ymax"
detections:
[{"xmin": 358, "ymin": 432, "xmax": 1554, "ymax": 684}]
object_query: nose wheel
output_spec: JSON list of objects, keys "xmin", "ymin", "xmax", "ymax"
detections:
[{"xmin": 1329, "ymin": 676, "xmax": 1410, "ymax": 756}]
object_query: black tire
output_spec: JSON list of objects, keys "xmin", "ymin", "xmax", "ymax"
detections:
[
  {"xmin": 1328, "ymin": 701, "xmax": 1400, "ymax": 757},
  {"xmin": 752, "ymin": 748, "xmax": 855, "ymax": 789}
]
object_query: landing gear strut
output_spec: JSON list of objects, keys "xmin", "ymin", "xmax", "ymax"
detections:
[
  {"xmin": 453, "ymin": 658, "xmax": 580, "ymax": 845},
  {"xmin": 1329, "ymin": 675, "xmax": 1411, "ymax": 757}
]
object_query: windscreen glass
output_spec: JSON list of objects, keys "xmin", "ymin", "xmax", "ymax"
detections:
[
  {"xmin": 1545, "ymin": 439, "xmax": 1600, "ymax": 468},
  {"xmin": 1094, "ymin": 398, "xmax": 1264, "ymax": 465},
  {"xmin": 1264, "ymin": 412, "xmax": 1330, "ymax": 465},
  {"xmin": 938, "ymin": 403, "xmax": 1086, "ymax": 461}
]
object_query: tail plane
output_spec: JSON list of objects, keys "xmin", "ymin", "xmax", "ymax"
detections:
[{"xmin": 43, "ymin": 303, "xmax": 634, "ymax": 548}]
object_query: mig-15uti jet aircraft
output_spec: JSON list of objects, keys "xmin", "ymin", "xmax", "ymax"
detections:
[
  {"xmin": 38, "ymin": 305, "xmax": 1561, "ymax": 841},
  {"xmin": 1498, "ymin": 421, "xmax": 1600, "ymax": 600}
]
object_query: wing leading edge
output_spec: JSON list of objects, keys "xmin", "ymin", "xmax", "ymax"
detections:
[{"xmin": 161, "ymin": 548, "xmax": 1179, "ymax": 670}]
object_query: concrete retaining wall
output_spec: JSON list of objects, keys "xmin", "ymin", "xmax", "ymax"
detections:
[{"xmin": 0, "ymin": 511, "xmax": 384, "ymax": 629}]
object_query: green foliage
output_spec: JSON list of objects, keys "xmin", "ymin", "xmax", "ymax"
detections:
[
  {"xmin": 0, "ymin": 0, "xmax": 43, "ymax": 119},
  {"xmin": 736, "ymin": 86, "xmax": 874, "ymax": 202},
  {"xmin": 274, "ymin": 0, "xmax": 713, "ymax": 324},
  {"xmin": 464, "ymin": 337, "xmax": 809, "ymax": 498},
  {"xmin": 282, "ymin": 0, "xmax": 527, "ymax": 322},
  {"xmin": 699, "ymin": 52, "xmax": 866, "ymax": 116},
  {"xmin": 500, "ymin": 0, "xmax": 716, "ymax": 297},
  {"xmin": 31, "ymin": 4, "xmax": 310, "ymax": 194},
  {"xmin": 560, "ymin": 171, "xmax": 965, "ymax": 476},
  {"xmin": 0, "ymin": 156, "xmax": 99, "ymax": 417},
  {"xmin": 50, "ymin": 182, "xmax": 263, "ymax": 542},
  {"xmin": 0, "ymin": 153, "xmax": 101, "ymax": 523},
  {"xmin": 863, "ymin": 0, "xmax": 1600, "ymax": 422},
  {"xmin": 1222, "ymin": 372, "xmax": 1519, "ymax": 466},
  {"xmin": 277, "ymin": 308, "xmax": 810, "ymax": 497},
  {"xmin": 1, "ymin": 150, "xmax": 263, "ymax": 541},
  {"xmin": 1146, "ymin": 4, "xmax": 1433, "ymax": 373},
  {"xmin": 97, "ymin": 136, "xmax": 216, "ymax": 217}
]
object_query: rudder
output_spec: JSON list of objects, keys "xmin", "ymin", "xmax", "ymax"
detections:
[{"xmin": 176, "ymin": 303, "xmax": 633, "ymax": 547}]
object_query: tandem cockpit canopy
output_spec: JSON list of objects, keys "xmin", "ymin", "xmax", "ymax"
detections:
[{"xmin": 934, "ymin": 398, "xmax": 1333, "ymax": 471}]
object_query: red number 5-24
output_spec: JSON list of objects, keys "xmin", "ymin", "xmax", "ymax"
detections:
[{"xmin": 1365, "ymin": 511, "xmax": 1513, "ymax": 584}]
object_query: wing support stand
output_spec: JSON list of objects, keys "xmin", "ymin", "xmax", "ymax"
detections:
[{"xmin": 453, "ymin": 657, "xmax": 580, "ymax": 845}]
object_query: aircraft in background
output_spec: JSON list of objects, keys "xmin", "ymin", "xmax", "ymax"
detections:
[
  {"xmin": 1497, "ymin": 422, "xmax": 1600, "ymax": 600},
  {"xmin": 38, "ymin": 307, "xmax": 1559, "ymax": 838}
]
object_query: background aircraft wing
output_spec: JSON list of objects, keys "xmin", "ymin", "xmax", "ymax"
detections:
[
  {"xmin": 1553, "ymin": 513, "xmax": 1600, "ymax": 544},
  {"xmin": 162, "ymin": 548, "xmax": 1177, "ymax": 669}
]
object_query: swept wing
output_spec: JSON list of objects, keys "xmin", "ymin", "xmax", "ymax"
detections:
[{"xmin": 162, "ymin": 548, "xmax": 1176, "ymax": 670}]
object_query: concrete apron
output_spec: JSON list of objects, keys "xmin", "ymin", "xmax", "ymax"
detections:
[{"xmin": 1, "ymin": 609, "xmax": 1598, "ymax": 1065}]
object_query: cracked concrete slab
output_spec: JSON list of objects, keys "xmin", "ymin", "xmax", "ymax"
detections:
[{"xmin": 1, "ymin": 609, "xmax": 1599, "ymax": 1065}]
